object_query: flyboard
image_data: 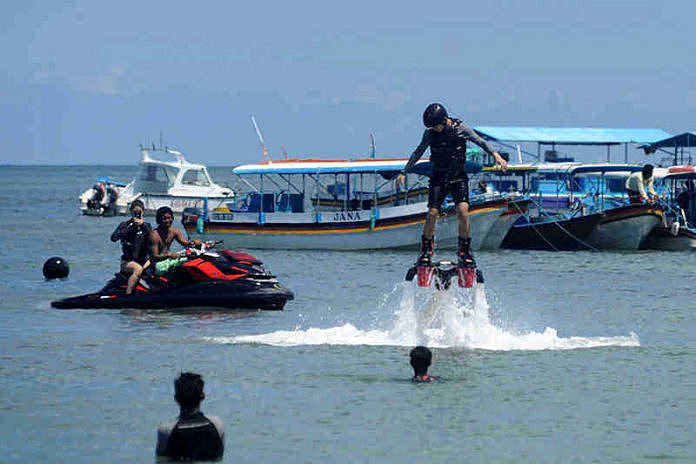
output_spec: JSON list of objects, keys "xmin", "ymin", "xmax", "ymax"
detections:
[{"xmin": 405, "ymin": 259, "xmax": 485, "ymax": 333}]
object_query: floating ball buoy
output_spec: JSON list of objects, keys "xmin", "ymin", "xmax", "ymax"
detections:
[{"xmin": 43, "ymin": 257, "xmax": 69, "ymax": 279}]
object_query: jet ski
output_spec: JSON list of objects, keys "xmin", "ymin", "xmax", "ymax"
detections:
[{"xmin": 51, "ymin": 243, "xmax": 293, "ymax": 310}]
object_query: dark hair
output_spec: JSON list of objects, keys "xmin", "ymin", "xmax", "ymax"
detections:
[
  {"xmin": 174, "ymin": 372, "xmax": 204, "ymax": 410},
  {"xmin": 130, "ymin": 199, "xmax": 145, "ymax": 211},
  {"xmin": 642, "ymin": 164, "xmax": 654, "ymax": 178},
  {"xmin": 409, "ymin": 346, "xmax": 432, "ymax": 376},
  {"xmin": 156, "ymin": 206, "xmax": 174, "ymax": 224}
]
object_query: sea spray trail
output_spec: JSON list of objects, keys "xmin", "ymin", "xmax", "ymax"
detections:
[{"xmin": 207, "ymin": 282, "xmax": 640, "ymax": 350}]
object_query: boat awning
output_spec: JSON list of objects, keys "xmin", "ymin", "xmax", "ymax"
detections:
[
  {"xmin": 233, "ymin": 158, "xmax": 482, "ymax": 175},
  {"xmin": 95, "ymin": 176, "xmax": 128, "ymax": 187},
  {"xmin": 639, "ymin": 132, "xmax": 696, "ymax": 153},
  {"xmin": 474, "ymin": 127, "xmax": 672, "ymax": 146},
  {"xmin": 568, "ymin": 164, "xmax": 643, "ymax": 176}
]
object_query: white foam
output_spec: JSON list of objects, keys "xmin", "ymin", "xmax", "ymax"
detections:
[{"xmin": 206, "ymin": 282, "xmax": 640, "ymax": 351}]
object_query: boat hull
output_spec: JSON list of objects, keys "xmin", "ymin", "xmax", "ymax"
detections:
[
  {"xmin": 185, "ymin": 200, "xmax": 511, "ymax": 251},
  {"xmin": 642, "ymin": 225, "xmax": 696, "ymax": 251},
  {"xmin": 501, "ymin": 212, "xmax": 603, "ymax": 251},
  {"xmin": 80, "ymin": 193, "xmax": 232, "ymax": 216},
  {"xmin": 586, "ymin": 204, "xmax": 663, "ymax": 250},
  {"xmin": 481, "ymin": 198, "xmax": 531, "ymax": 250}
]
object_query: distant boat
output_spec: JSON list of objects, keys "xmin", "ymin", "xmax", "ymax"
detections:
[
  {"xmin": 182, "ymin": 156, "xmax": 529, "ymax": 250},
  {"xmin": 80, "ymin": 145, "xmax": 233, "ymax": 216}
]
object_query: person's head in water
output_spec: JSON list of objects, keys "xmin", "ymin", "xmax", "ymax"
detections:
[
  {"xmin": 642, "ymin": 164, "xmax": 654, "ymax": 180},
  {"xmin": 130, "ymin": 199, "xmax": 145, "ymax": 219},
  {"xmin": 174, "ymin": 372, "xmax": 205, "ymax": 414},
  {"xmin": 409, "ymin": 346, "xmax": 432, "ymax": 377},
  {"xmin": 423, "ymin": 103, "xmax": 449, "ymax": 132},
  {"xmin": 156, "ymin": 206, "xmax": 174, "ymax": 227}
]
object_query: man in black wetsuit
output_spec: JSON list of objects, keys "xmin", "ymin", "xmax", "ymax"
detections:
[
  {"xmin": 110, "ymin": 200, "xmax": 151, "ymax": 294},
  {"xmin": 395, "ymin": 103, "xmax": 507, "ymax": 267},
  {"xmin": 156, "ymin": 372, "xmax": 225, "ymax": 461}
]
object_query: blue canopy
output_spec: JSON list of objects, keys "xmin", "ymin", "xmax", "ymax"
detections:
[
  {"xmin": 95, "ymin": 176, "xmax": 128, "ymax": 187},
  {"xmin": 639, "ymin": 132, "xmax": 696, "ymax": 151},
  {"xmin": 474, "ymin": 127, "xmax": 672, "ymax": 146}
]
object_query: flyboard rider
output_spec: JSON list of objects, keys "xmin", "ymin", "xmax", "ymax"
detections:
[{"xmin": 395, "ymin": 103, "xmax": 507, "ymax": 271}]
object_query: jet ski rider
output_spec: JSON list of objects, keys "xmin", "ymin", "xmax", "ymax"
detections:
[
  {"xmin": 149, "ymin": 206, "xmax": 203, "ymax": 263},
  {"xmin": 395, "ymin": 103, "xmax": 508, "ymax": 268},
  {"xmin": 110, "ymin": 199, "xmax": 152, "ymax": 294}
]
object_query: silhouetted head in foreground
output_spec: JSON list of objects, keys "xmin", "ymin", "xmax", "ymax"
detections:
[{"xmin": 174, "ymin": 372, "xmax": 205, "ymax": 414}]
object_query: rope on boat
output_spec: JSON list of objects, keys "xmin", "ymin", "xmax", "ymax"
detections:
[
  {"xmin": 509, "ymin": 198, "xmax": 600, "ymax": 252},
  {"xmin": 508, "ymin": 199, "xmax": 560, "ymax": 252}
]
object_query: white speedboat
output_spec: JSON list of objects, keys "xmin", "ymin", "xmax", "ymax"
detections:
[{"xmin": 80, "ymin": 146, "xmax": 233, "ymax": 216}]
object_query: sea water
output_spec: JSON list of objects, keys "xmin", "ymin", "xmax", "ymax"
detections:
[{"xmin": 0, "ymin": 166, "xmax": 694, "ymax": 463}]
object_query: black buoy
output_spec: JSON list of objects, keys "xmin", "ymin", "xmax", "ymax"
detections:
[{"xmin": 43, "ymin": 257, "xmax": 69, "ymax": 279}]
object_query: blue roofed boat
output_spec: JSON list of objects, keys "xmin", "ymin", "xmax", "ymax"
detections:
[{"xmin": 474, "ymin": 126, "xmax": 671, "ymax": 250}]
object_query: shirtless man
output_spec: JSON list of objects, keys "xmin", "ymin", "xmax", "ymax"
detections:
[{"xmin": 149, "ymin": 206, "xmax": 202, "ymax": 262}]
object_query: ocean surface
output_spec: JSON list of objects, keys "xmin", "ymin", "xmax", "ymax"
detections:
[{"xmin": 0, "ymin": 165, "xmax": 694, "ymax": 463}]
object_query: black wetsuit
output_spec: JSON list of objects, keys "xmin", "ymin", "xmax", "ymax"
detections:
[
  {"xmin": 163, "ymin": 412, "xmax": 224, "ymax": 461},
  {"xmin": 110, "ymin": 219, "xmax": 152, "ymax": 265},
  {"xmin": 403, "ymin": 119, "xmax": 496, "ymax": 209}
]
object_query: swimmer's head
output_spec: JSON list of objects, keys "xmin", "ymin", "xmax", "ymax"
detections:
[{"xmin": 409, "ymin": 346, "xmax": 432, "ymax": 376}]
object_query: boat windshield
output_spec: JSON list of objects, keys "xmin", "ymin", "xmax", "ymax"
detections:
[
  {"xmin": 181, "ymin": 168, "xmax": 211, "ymax": 187},
  {"xmin": 135, "ymin": 164, "xmax": 178, "ymax": 192}
]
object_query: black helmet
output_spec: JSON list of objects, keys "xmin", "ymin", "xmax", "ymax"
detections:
[{"xmin": 423, "ymin": 103, "xmax": 448, "ymax": 128}]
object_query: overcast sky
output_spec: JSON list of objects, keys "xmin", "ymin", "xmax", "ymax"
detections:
[{"xmin": 2, "ymin": 0, "xmax": 694, "ymax": 165}]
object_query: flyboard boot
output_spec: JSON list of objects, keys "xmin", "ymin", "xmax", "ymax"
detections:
[
  {"xmin": 456, "ymin": 237, "xmax": 476, "ymax": 288},
  {"xmin": 405, "ymin": 236, "xmax": 435, "ymax": 287}
]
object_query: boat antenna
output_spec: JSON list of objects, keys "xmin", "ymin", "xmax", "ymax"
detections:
[
  {"xmin": 159, "ymin": 130, "xmax": 163, "ymax": 150},
  {"xmin": 281, "ymin": 144, "xmax": 288, "ymax": 160},
  {"xmin": 370, "ymin": 133, "xmax": 376, "ymax": 159},
  {"xmin": 516, "ymin": 144, "xmax": 522, "ymax": 163},
  {"xmin": 251, "ymin": 116, "xmax": 271, "ymax": 163}
]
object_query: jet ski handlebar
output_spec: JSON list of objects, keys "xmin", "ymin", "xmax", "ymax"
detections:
[{"xmin": 177, "ymin": 240, "xmax": 224, "ymax": 257}]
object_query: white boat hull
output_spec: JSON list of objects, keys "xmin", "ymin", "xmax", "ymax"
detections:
[{"xmin": 186, "ymin": 201, "xmax": 510, "ymax": 251}]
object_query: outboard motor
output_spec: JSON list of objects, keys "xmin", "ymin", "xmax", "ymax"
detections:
[
  {"xmin": 87, "ymin": 183, "xmax": 105, "ymax": 210},
  {"xmin": 105, "ymin": 185, "xmax": 119, "ymax": 208}
]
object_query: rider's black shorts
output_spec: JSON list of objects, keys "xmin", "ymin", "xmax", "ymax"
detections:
[{"xmin": 427, "ymin": 173, "xmax": 469, "ymax": 210}]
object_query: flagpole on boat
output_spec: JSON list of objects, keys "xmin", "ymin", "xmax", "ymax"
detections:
[{"xmin": 251, "ymin": 116, "xmax": 271, "ymax": 164}]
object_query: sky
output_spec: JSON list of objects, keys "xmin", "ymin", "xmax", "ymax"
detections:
[{"xmin": 1, "ymin": 0, "xmax": 695, "ymax": 165}]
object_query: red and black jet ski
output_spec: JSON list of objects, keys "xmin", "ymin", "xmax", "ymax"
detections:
[{"xmin": 51, "ymin": 244, "xmax": 293, "ymax": 310}]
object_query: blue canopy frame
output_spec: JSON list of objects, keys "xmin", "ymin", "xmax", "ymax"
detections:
[{"xmin": 474, "ymin": 126, "xmax": 672, "ymax": 163}]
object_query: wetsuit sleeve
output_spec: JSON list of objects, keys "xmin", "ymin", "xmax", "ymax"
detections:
[
  {"xmin": 403, "ymin": 131, "xmax": 430, "ymax": 174},
  {"xmin": 110, "ymin": 220, "xmax": 132, "ymax": 242},
  {"xmin": 458, "ymin": 122, "xmax": 496, "ymax": 157}
]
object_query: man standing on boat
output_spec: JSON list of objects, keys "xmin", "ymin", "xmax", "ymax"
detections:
[
  {"xmin": 625, "ymin": 164, "xmax": 659, "ymax": 204},
  {"xmin": 395, "ymin": 103, "xmax": 507, "ymax": 268}
]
